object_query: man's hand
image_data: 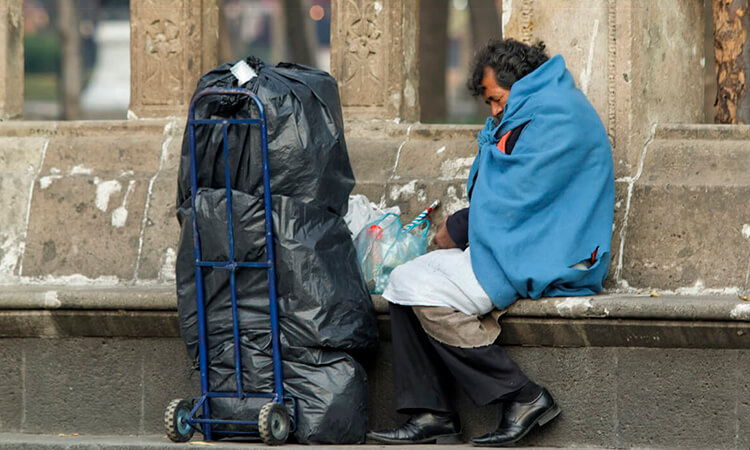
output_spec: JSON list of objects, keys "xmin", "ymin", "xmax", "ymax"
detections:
[{"xmin": 433, "ymin": 216, "xmax": 459, "ymax": 249}]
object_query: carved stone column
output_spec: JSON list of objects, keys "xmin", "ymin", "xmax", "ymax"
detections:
[
  {"xmin": 331, "ymin": 0, "xmax": 420, "ymax": 122},
  {"xmin": 129, "ymin": 0, "xmax": 219, "ymax": 118},
  {"xmin": 502, "ymin": 0, "xmax": 705, "ymax": 179},
  {"xmin": 0, "ymin": 0, "xmax": 23, "ymax": 120}
]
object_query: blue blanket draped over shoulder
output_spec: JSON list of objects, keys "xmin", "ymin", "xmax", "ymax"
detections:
[{"xmin": 467, "ymin": 55, "xmax": 615, "ymax": 310}]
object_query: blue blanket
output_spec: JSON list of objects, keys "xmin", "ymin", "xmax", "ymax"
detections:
[{"xmin": 467, "ymin": 55, "xmax": 615, "ymax": 309}]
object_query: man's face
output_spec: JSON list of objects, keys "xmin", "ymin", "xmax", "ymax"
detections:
[{"xmin": 481, "ymin": 66, "xmax": 510, "ymax": 120}]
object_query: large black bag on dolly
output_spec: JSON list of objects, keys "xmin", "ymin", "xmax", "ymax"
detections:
[{"xmin": 174, "ymin": 57, "xmax": 378, "ymax": 443}]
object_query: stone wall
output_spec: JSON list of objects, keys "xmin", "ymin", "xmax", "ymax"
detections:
[
  {"xmin": 0, "ymin": 2, "xmax": 214, "ymax": 285},
  {"xmin": 0, "ymin": 2, "xmax": 750, "ymax": 446},
  {"xmin": 0, "ymin": 120, "xmax": 183, "ymax": 285},
  {"xmin": 0, "ymin": 1, "xmax": 745, "ymax": 291},
  {"xmin": 3, "ymin": 292, "xmax": 750, "ymax": 446},
  {"xmin": 341, "ymin": 0, "xmax": 746, "ymax": 293}
]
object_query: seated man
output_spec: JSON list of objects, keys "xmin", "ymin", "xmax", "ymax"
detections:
[{"xmin": 367, "ymin": 38, "xmax": 615, "ymax": 447}]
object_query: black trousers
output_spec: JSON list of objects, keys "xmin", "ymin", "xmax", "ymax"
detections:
[{"xmin": 390, "ymin": 303, "xmax": 531, "ymax": 414}]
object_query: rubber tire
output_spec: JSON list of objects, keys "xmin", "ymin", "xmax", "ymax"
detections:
[
  {"xmin": 164, "ymin": 398, "xmax": 195, "ymax": 442},
  {"xmin": 258, "ymin": 402, "xmax": 290, "ymax": 446}
]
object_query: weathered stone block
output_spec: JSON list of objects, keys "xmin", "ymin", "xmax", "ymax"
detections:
[
  {"xmin": 501, "ymin": 317, "xmax": 750, "ymax": 349},
  {"xmin": 620, "ymin": 129, "xmax": 750, "ymax": 290},
  {"xmin": 135, "ymin": 120, "xmax": 183, "ymax": 281},
  {"xmin": 21, "ymin": 131, "xmax": 163, "ymax": 279},
  {"xmin": 383, "ymin": 178, "xmax": 468, "ymax": 227},
  {"xmin": 350, "ymin": 181, "xmax": 389, "ymax": 211},
  {"xmin": 141, "ymin": 340, "xmax": 197, "ymax": 433},
  {"xmin": 624, "ymin": 184, "xmax": 750, "ymax": 290},
  {"xmin": 511, "ymin": 347, "xmax": 618, "ymax": 447},
  {"xmin": 23, "ymin": 176, "xmax": 146, "ymax": 279},
  {"xmin": 739, "ymin": 367, "xmax": 750, "ymax": 449},
  {"xmin": 23, "ymin": 338, "xmax": 143, "ymax": 434},
  {"xmin": 406, "ymin": 125, "xmax": 481, "ymax": 142},
  {"xmin": 0, "ymin": 137, "xmax": 47, "ymax": 281},
  {"xmin": 394, "ymin": 130, "xmax": 476, "ymax": 181},
  {"xmin": 347, "ymin": 124, "xmax": 482, "ymax": 217},
  {"xmin": 640, "ymin": 137, "xmax": 750, "ymax": 185},
  {"xmin": 346, "ymin": 136, "xmax": 401, "ymax": 184},
  {"xmin": 0, "ymin": 341, "xmax": 22, "ymax": 432},
  {"xmin": 615, "ymin": 348, "xmax": 739, "ymax": 448}
]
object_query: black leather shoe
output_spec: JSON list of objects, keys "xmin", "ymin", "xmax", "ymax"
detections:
[
  {"xmin": 367, "ymin": 411, "xmax": 462, "ymax": 444},
  {"xmin": 471, "ymin": 388, "xmax": 560, "ymax": 447}
]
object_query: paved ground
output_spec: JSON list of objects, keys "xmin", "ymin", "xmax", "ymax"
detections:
[{"xmin": 0, "ymin": 433, "xmax": 604, "ymax": 449}]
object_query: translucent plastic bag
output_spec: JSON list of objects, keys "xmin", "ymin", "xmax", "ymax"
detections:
[
  {"xmin": 355, "ymin": 213, "xmax": 430, "ymax": 294},
  {"xmin": 343, "ymin": 194, "xmax": 400, "ymax": 240}
]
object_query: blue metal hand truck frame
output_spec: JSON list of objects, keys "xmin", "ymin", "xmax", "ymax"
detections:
[{"xmin": 164, "ymin": 88, "xmax": 297, "ymax": 446}]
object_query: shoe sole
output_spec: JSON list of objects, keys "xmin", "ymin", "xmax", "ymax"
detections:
[
  {"xmin": 366, "ymin": 432, "xmax": 462, "ymax": 445},
  {"xmin": 471, "ymin": 403, "xmax": 561, "ymax": 447}
]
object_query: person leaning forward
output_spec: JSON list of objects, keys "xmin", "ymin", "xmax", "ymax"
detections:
[{"xmin": 366, "ymin": 38, "xmax": 615, "ymax": 447}]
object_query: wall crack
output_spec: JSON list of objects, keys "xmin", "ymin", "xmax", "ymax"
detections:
[
  {"xmin": 614, "ymin": 123, "xmax": 656, "ymax": 286},
  {"xmin": 380, "ymin": 124, "xmax": 412, "ymax": 207},
  {"xmin": 134, "ymin": 119, "xmax": 176, "ymax": 282},
  {"xmin": 16, "ymin": 139, "xmax": 50, "ymax": 279}
]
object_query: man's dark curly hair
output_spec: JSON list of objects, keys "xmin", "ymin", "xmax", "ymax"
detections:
[{"xmin": 467, "ymin": 38, "xmax": 549, "ymax": 95}]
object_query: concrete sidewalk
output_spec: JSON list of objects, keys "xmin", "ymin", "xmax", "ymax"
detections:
[{"xmin": 0, "ymin": 433, "xmax": 599, "ymax": 449}]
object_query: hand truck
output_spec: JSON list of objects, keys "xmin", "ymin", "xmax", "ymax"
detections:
[{"xmin": 164, "ymin": 88, "xmax": 297, "ymax": 446}]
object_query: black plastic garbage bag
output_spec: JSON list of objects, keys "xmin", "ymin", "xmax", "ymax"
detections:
[
  {"xmin": 175, "ymin": 56, "xmax": 375, "ymax": 444},
  {"xmin": 177, "ymin": 56, "xmax": 354, "ymax": 217},
  {"xmin": 204, "ymin": 330, "xmax": 368, "ymax": 444},
  {"xmin": 176, "ymin": 189, "xmax": 378, "ymax": 355}
]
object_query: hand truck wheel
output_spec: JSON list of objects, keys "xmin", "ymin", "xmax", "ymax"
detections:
[
  {"xmin": 258, "ymin": 401, "xmax": 290, "ymax": 445},
  {"xmin": 164, "ymin": 398, "xmax": 195, "ymax": 442}
]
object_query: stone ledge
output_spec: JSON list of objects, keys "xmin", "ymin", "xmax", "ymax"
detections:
[
  {"xmin": 0, "ymin": 285, "xmax": 176, "ymax": 310},
  {"xmin": 0, "ymin": 310, "xmax": 179, "ymax": 338},
  {"xmin": 0, "ymin": 119, "xmax": 170, "ymax": 137},
  {"xmin": 373, "ymin": 293, "xmax": 750, "ymax": 321},
  {"xmin": 655, "ymin": 123, "xmax": 750, "ymax": 140},
  {"xmin": 499, "ymin": 317, "xmax": 750, "ymax": 349},
  {"xmin": 0, "ymin": 285, "xmax": 178, "ymax": 338},
  {"xmin": 505, "ymin": 293, "xmax": 750, "ymax": 321},
  {"xmin": 3, "ymin": 286, "xmax": 750, "ymax": 348},
  {"xmin": 3, "ymin": 285, "xmax": 749, "ymax": 321},
  {"xmin": 374, "ymin": 294, "xmax": 750, "ymax": 348}
]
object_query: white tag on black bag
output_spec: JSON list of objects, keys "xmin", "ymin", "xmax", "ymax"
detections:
[{"xmin": 230, "ymin": 60, "xmax": 257, "ymax": 86}]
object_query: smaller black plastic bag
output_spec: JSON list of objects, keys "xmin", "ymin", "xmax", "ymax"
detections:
[
  {"xmin": 206, "ymin": 331, "xmax": 369, "ymax": 444},
  {"xmin": 177, "ymin": 56, "xmax": 354, "ymax": 217}
]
